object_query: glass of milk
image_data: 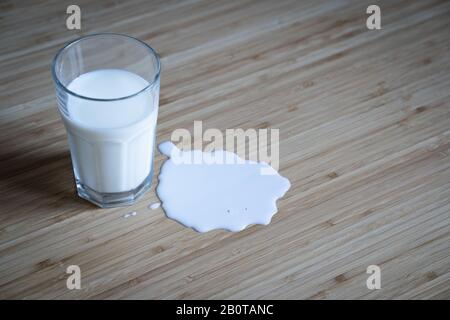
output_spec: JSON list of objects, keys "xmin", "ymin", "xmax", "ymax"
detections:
[{"xmin": 51, "ymin": 34, "xmax": 161, "ymax": 207}]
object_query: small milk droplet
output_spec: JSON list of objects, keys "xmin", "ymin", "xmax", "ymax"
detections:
[
  {"xmin": 123, "ymin": 211, "xmax": 137, "ymax": 218},
  {"xmin": 149, "ymin": 202, "xmax": 161, "ymax": 210}
]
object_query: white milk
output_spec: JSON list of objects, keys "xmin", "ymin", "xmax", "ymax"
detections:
[
  {"xmin": 61, "ymin": 69, "xmax": 159, "ymax": 193},
  {"xmin": 156, "ymin": 142, "xmax": 291, "ymax": 232}
]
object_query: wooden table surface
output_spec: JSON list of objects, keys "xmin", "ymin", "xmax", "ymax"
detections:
[{"xmin": 1, "ymin": 0, "xmax": 449, "ymax": 299}]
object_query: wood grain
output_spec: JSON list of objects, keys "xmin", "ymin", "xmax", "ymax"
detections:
[{"xmin": 1, "ymin": 0, "xmax": 449, "ymax": 299}]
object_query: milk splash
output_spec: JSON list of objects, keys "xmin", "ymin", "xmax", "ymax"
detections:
[{"xmin": 156, "ymin": 141, "xmax": 291, "ymax": 232}]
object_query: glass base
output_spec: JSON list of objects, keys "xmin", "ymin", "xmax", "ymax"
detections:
[{"xmin": 75, "ymin": 170, "xmax": 153, "ymax": 208}]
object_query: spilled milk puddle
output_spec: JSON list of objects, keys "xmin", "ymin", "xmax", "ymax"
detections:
[{"xmin": 155, "ymin": 141, "xmax": 291, "ymax": 232}]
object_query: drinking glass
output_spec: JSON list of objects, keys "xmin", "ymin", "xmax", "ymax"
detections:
[{"xmin": 51, "ymin": 34, "xmax": 161, "ymax": 207}]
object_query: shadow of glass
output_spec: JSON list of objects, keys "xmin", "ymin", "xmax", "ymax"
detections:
[{"xmin": 0, "ymin": 145, "xmax": 95, "ymax": 215}]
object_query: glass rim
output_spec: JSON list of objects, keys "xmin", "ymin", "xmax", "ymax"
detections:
[{"xmin": 51, "ymin": 33, "xmax": 161, "ymax": 102}]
